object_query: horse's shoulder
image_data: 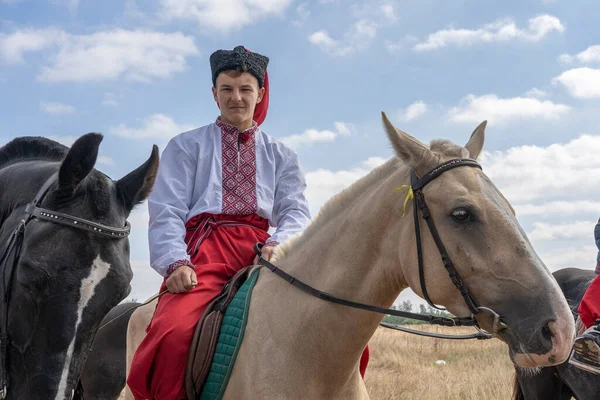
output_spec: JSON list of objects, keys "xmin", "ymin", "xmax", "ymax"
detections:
[{"xmin": 0, "ymin": 136, "xmax": 68, "ymax": 169}]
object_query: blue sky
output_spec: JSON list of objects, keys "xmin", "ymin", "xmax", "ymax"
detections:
[{"xmin": 3, "ymin": 0, "xmax": 600, "ymax": 306}]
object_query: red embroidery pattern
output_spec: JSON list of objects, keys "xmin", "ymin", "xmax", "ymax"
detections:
[
  {"xmin": 167, "ymin": 259, "xmax": 195, "ymax": 275},
  {"xmin": 217, "ymin": 119, "xmax": 258, "ymax": 215}
]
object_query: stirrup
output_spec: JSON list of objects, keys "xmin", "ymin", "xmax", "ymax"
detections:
[{"xmin": 569, "ymin": 349, "xmax": 600, "ymax": 375}]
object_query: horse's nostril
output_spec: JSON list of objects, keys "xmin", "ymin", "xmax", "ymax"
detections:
[{"xmin": 542, "ymin": 321, "xmax": 554, "ymax": 339}]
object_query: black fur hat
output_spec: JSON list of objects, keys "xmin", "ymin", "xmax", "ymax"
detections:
[{"xmin": 209, "ymin": 45, "xmax": 269, "ymax": 88}]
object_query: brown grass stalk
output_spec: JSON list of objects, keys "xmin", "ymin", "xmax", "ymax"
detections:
[{"xmin": 365, "ymin": 325, "xmax": 515, "ymax": 399}]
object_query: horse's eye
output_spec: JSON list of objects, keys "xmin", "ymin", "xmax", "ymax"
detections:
[{"xmin": 451, "ymin": 208, "xmax": 470, "ymax": 221}]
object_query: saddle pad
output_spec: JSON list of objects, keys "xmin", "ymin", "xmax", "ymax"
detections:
[{"xmin": 199, "ymin": 268, "xmax": 259, "ymax": 400}]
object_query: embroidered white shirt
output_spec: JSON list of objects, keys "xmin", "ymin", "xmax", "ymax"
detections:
[{"xmin": 147, "ymin": 119, "xmax": 311, "ymax": 276}]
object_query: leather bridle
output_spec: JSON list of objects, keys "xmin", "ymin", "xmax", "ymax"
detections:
[
  {"xmin": 255, "ymin": 158, "xmax": 508, "ymax": 341},
  {"xmin": 0, "ymin": 172, "xmax": 131, "ymax": 399}
]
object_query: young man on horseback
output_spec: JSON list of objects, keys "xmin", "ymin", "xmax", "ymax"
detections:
[
  {"xmin": 126, "ymin": 45, "xmax": 370, "ymax": 399},
  {"xmin": 570, "ymin": 217, "xmax": 600, "ymax": 374}
]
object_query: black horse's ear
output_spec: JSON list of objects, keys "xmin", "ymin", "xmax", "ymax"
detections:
[
  {"xmin": 58, "ymin": 133, "xmax": 103, "ymax": 192},
  {"xmin": 116, "ymin": 144, "xmax": 159, "ymax": 213}
]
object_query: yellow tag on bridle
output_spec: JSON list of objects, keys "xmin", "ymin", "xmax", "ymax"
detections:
[{"xmin": 394, "ymin": 185, "xmax": 414, "ymax": 217}]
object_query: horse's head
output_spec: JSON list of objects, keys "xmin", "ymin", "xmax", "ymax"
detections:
[
  {"xmin": 0, "ymin": 133, "xmax": 158, "ymax": 399},
  {"xmin": 380, "ymin": 112, "xmax": 575, "ymax": 370}
]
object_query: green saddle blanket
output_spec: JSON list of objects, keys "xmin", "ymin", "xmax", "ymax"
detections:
[{"xmin": 199, "ymin": 268, "xmax": 260, "ymax": 400}]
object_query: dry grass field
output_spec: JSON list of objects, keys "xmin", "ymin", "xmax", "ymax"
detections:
[{"xmin": 364, "ymin": 325, "xmax": 517, "ymax": 399}]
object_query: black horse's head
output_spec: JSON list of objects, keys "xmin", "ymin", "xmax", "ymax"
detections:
[{"xmin": 0, "ymin": 133, "xmax": 158, "ymax": 399}]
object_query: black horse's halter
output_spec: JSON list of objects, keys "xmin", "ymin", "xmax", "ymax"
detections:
[
  {"xmin": 0, "ymin": 172, "xmax": 131, "ymax": 399},
  {"xmin": 255, "ymin": 158, "xmax": 507, "ymax": 341}
]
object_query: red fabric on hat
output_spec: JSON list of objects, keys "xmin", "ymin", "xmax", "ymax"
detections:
[
  {"xmin": 253, "ymin": 68, "xmax": 269, "ymax": 126},
  {"xmin": 245, "ymin": 47, "xmax": 269, "ymax": 126}
]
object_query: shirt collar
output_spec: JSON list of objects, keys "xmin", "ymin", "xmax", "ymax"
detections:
[{"xmin": 215, "ymin": 117, "xmax": 259, "ymax": 141}]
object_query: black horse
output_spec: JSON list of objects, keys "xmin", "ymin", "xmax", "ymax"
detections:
[
  {"xmin": 0, "ymin": 133, "xmax": 158, "ymax": 399},
  {"xmin": 514, "ymin": 267, "xmax": 600, "ymax": 399},
  {"xmin": 74, "ymin": 301, "xmax": 141, "ymax": 399}
]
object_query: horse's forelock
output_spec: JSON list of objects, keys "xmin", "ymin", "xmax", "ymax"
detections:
[
  {"xmin": 429, "ymin": 139, "xmax": 470, "ymax": 159},
  {"xmin": 79, "ymin": 173, "xmax": 113, "ymax": 217}
]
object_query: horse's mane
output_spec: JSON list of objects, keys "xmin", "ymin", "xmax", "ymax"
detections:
[
  {"xmin": 0, "ymin": 137, "xmax": 68, "ymax": 169},
  {"xmin": 274, "ymin": 138, "xmax": 471, "ymax": 261}
]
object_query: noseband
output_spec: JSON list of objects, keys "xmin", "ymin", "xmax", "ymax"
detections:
[
  {"xmin": 0, "ymin": 172, "xmax": 130, "ymax": 399},
  {"xmin": 255, "ymin": 158, "xmax": 507, "ymax": 341}
]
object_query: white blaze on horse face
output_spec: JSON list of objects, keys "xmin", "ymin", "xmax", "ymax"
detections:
[{"xmin": 55, "ymin": 255, "xmax": 111, "ymax": 400}]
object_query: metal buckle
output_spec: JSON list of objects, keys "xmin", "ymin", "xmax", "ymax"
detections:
[{"xmin": 475, "ymin": 306, "xmax": 508, "ymax": 336}]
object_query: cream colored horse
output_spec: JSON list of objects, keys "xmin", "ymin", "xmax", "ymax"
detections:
[{"xmin": 124, "ymin": 112, "xmax": 575, "ymax": 399}]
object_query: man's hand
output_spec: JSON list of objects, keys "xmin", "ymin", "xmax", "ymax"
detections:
[
  {"xmin": 166, "ymin": 265, "xmax": 197, "ymax": 294},
  {"xmin": 254, "ymin": 245, "xmax": 276, "ymax": 264}
]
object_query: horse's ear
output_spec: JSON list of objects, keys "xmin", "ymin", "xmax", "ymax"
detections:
[
  {"xmin": 465, "ymin": 120, "xmax": 487, "ymax": 160},
  {"xmin": 116, "ymin": 145, "xmax": 159, "ymax": 213},
  {"xmin": 58, "ymin": 133, "xmax": 102, "ymax": 192},
  {"xmin": 381, "ymin": 111, "xmax": 435, "ymax": 169}
]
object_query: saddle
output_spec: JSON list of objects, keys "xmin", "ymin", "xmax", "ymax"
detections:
[{"xmin": 185, "ymin": 265, "xmax": 253, "ymax": 399}]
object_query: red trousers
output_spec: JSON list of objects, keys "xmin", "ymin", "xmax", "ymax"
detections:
[
  {"xmin": 127, "ymin": 213, "xmax": 370, "ymax": 399},
  {"xmin": 578, "ymin": 269, "xmax": 600, "ymax": 328}
]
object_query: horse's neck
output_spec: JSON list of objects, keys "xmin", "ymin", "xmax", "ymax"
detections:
[
  {"xmin": 0, "ymin": 162, "xmax": 56, "ymax": 232},
  {"xmin": 271, "ymin": 162, "xmax": 410, "ymax": 372}
]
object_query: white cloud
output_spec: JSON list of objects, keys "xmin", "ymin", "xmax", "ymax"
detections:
[
  {"xmin": 538, "ymin": 246, "xmax": 597, "ymax": 272},
  {"xmin": 385, "ymin": 35, "xmax": 418, "ymax": 54},
  {"xmin": 159, "ymin": 0, "xmax": 292, "ymax": 33},
  {"xmin": 296, "ymin": 3, "xmax": 310, "ymax": 20},
  {"xmin": 40, "ymin": 101, "xmax": 75, "ymax": 115},
  {"xmin": 280, "ymin": 122, "xmax": 352, "ymax": 149},
  {"xmin": 51, "ymin": 0, "xmax": 79, "ymax": 14},
  {"xmin": 380, "ymin": 2, "xmax": 396, "ymax": 22},
  {"xmin": 110, "ymin": 113, "xmax": 195, "ymax": 140},
  {"xmin": 448, "ymin": 94, "xmax": 570, "ymax": 124},
  {"xmin": 309, "ymin": 19, "xmax": 378, "ymax": 56},
  {"xmin": 0, "ymin": 28, "xmax": 199, "ymax": 83},
  {"xmin": 524, "ymin": 88, "xmax": 549, "ymax": 98},
  {"xmin": 414, "ymin": 14, "xmax": 564, "ymax": 51},
  {"xmin": 304, "ymin": 157, "xmax": 388, "ymax": 216},
  {"xmin": 309, "ymin": 30, "xmax": 337, "ymax": 49},
  {"xmin": 515, "ymin": 201, "xmax": 600, "ymax": 216},
  {"xmin": 529, "ymin": 221, "xmax": 593, "ymax": 241},
  {"xmin": 397, "ymin": 101, "xmax": 428, "ymax": 122},
  {"xmin": 102, "ymin": 92, "xmax": 119, "ymax": 107},
  {"xmin": 553, "ymin": 67, "xmax": 600, "ymax": 98},
  {"xmin": 97, "ymin": 155, "xmax": 115, "ymax": 166},
  {"xmin": 559, "ymin": 45, "xmax": 600, "ymax": 65},
  {"xmin": 0, "ymin": 28, "xmax": 66, "ymax": 63},
  {"xmin": 40, "ymin": 29, "xmax": 198, "ymax": 83},
  {"xmin": 479, "ymin": 134, "xmax": 600, "ymax": 204}
]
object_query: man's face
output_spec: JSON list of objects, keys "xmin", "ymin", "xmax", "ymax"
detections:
[{"xmin": 212, "ymin": 71, "xmax": 265, "ymax": 127}]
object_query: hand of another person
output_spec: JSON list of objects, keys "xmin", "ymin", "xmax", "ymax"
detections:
[{"xmin": 166, "ymin": 265, "xmax": 197, "ymax": 294}]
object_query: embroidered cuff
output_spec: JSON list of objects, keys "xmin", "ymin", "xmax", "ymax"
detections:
[
  {"xmin": 265, "ymin": 241, "xmax": 279, "ymax": 247},
  {"xmin": 167, "ymin": 259, "xmax": 195, "ymax": 275}
]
